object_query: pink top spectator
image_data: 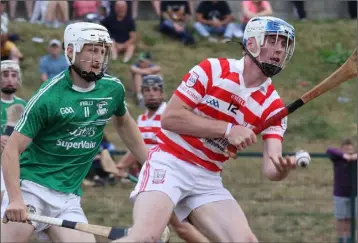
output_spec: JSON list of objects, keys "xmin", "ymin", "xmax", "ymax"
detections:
[
  {"xmin": 73, "ymin": 0, "xmax": 101, "ymax": 18},
  {"xmin": 241, "ymin": 1, "xmax": 272, "ymax": 24}
]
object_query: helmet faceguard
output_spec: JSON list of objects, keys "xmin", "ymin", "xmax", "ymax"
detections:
[
  {"xmin": 243, "ymin": 17, "xmax": 295, "ymax": 77},
  {"xmin": 1, "ymin": 60, "xmax": 22, "ymax": 94},
  {"xmin": 141, "ymin": 75, "xmax": 164, "ymax": 110},
  {"xmin": 64, "ymin": 22, "xmax": 113, "ymax": 83}
]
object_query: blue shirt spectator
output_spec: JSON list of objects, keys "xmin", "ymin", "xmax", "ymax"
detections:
[{"xmin": 39, "ymin": 39, "xmax": 69, "ymax": 82}]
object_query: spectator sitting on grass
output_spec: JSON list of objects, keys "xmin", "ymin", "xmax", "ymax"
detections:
[
  {"xmin": 39, "ymin": 39, "xmax": 69, "ymax": 82},
  {"xmin": 1, "ymin": 34, "xmax": 23, "ymax": 63},
  {"xmin": 159, "ymin": 0, "xmax": 195, "ymax": 45},
  {"xmin": 130, "ymin": 52, "xmax": 161, "ymax": 106},
  {"xmin": 194, "ymin": 0, "xmax": 240, "ymax": 43},
  {"xmin": 101, "ymin": 0, "xmax": 136, "ymax": 63}
]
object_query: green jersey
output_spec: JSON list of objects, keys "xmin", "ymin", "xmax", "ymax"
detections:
[
  {"xmin": 15, "ymin": 69, "xmax": 127, "ymax": 196},
  {"xmin": 1, "ymin": 96, "xmax": 27, "ymax": 135}
]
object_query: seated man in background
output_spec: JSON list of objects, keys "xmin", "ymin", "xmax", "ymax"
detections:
[
  {"xmin": 159, "ymin": 0, "xmax": 195, "ymax": 45},
  {"xmin": 326, "ymin": 138, "xmax": 357, "ymax": 243},
  {"xmin": 101, "ymin": 0, "xmax": 136, "ymax": 63},
  {"xmin": 130, "ymin": 52, "xmax": 161, "ymax": 106},
  {"xmin": 39, "ymin": 39, "xmax": 69, "ymax": 82},
  {"xmin": 194, "ymin": 0, "xmax": 240, "ymax": 43}
]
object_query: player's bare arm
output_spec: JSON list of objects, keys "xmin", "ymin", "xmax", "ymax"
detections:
[
  {"xmin": 263, "ymin": 138, "xmax": 296, "ymax": 181},
  {"xmin": 112, "ymin": 112, "xmax": 148, "ymax": 165},
  {"xmin": 1, "ymin": 131, "xmax": 32, "ymax": 222},
  {"xmin": 162, "ymin": 95, "xmax": 257, "ymax": 148},
  {"xmin": 116, "ymin": 151, "xmax": 138, "ymax": 177}
]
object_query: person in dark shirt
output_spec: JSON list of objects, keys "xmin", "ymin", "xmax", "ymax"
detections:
[
  {"xmin": 326, "ymin": 138, "xmax": 357, "ymax": 243},
  {"xmin": 193, "ymin": 0, "xmax": 238, "ymax": 43},
  {"xmin": 101, "ymin": 0, "xmax": 136, "ymax": 63},
  {"xmin": 159, "ymin": 1, "xmax": 195, "ymax": 45}
]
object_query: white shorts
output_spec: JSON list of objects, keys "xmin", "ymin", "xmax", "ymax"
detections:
[
  {"xmin": 1, "ymin": 179, "xmax": 88, "ymax": 239},
  {"xmin": 130, "ymin": 146, "xmax": 234, "ymax": 221},
  {"xmin": 1, "ymin": 167, "xmax": 5, "ymax": 193}
]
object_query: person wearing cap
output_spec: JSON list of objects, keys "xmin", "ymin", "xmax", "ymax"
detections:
[
  {"xmin": 39, "ymin": 39, "xmax": 69, "ymax": 82},
  {"xmin": 130, "ymin": 52, "xmax": 161, "ymax": 106}
]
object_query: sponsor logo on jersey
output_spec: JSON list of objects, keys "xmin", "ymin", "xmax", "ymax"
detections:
[
  {"xmin": 230, "ymin": 94, "xmax": 246, "ymax": 107},
  {"xmin": 69, "ymin": 126, "xmax": 97, "ymax": 139},
  {"xmin": 60, "ymin": 107, "xmax": 74, "ymax": 115},
  {"xmin": 80, "ymin": 101, "xmax": 94, "ymax": 106},
  {"xmin": 179, "ymin": 84, "xmax": 201, "ymax": 102},
  {"xmin": 203, "ymin": 138, "xmax": 229, "ymax": 152},
  {"xmin": 97, "ymin": 101, "xmax": 108, "ymax": 116},
  {"xmin": 206, "ymin": 97, "xmax": 220, "ymax": 108},
  {"xmin": 56, "ymin": 139, "xmax": 97, "ymax": 150}
]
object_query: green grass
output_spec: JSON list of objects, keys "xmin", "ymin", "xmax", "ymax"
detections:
[{"xmin": 11, "ymin": 19, "xmax": 357, "ymax": 242}]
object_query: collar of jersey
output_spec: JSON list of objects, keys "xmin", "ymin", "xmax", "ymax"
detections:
[
  {"xmin": 1, "ymin": 97, "xmax": 14, "ymax": 104},
  {"xmin": 235, "ymin": 57, "xmax": 271, "ymax": 95},
  {"xmin": 64, "ymin": 68, "xmax": 96, "ymax": 93}
]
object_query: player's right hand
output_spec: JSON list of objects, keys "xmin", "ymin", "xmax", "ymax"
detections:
[
  {"xmin": 3, "ymin": 200, "xmax": 28, "ymax": 223},
  {"xmin": 226, "ymin": 125, "xmax": 257, "ymax": 151}
]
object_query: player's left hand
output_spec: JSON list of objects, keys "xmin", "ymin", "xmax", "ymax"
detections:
[
  {"xmin": 270, "ymin": 155, "xmax": 296, "ymax": 174},
  {"xmin": 0, "ymin": 135, "xmax": 9, "ymax": 152}
]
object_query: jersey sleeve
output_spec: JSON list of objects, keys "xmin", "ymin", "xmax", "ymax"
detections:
[
  {"xmin": 113, "ymin": 81, "xmax": 127, "ymax": 117},
  {"xmin": 14, "ymin": 94, "xmax": 48, "ymax": 139},
  {"xmin": 260, "ymin": 99, "xmax": 287, "ymax": 141},
  {"xmin": 174, "ymin": 59, "xmax": 213, "ymax": 108}
]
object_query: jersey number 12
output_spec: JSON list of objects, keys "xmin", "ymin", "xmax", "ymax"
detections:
[{"xmin": 227, "ymin": 102, "xmax": 239, "ymax": 115}]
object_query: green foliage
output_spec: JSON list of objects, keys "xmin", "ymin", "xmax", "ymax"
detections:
[{"xmin": 318, "ymin": 42, "xmax": 352, "ymax": 66}]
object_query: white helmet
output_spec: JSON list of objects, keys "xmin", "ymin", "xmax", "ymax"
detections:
[
  {"xmin": 1, "ymin": 60, "xmax": 22, "ymax": 85},
  {"xmin": 243, "ymin": 16, "xmax": 295, "ymax": 77},
  {"xmin": 64, "ymin": 22, "xmax": 113, "ymax": 82}
]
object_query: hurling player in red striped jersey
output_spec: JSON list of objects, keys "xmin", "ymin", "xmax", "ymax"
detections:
[{"xmin": 113, "ymin": 16, "xmax": 298, "ymax": 243}]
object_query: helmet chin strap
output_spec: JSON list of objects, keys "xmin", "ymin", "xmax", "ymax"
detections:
[{"xmin": 71, "ymin": 64, "xmax": 104, "ymax": 83}]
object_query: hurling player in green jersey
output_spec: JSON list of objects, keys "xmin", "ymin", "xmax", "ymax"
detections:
[
  {"xmin": 1, "ymin": 22, "xmax": 148, "ymax": 242},
  {"xmin": 0, "ymin": 60, "xmax": 26, "ymax": 205}
]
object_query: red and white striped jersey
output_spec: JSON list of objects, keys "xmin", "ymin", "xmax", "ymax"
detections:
[
  {"xmin": 157, "ymin": 57, "xmax": 287, "ymax": 172},
  {"xmin": 137, "ymin": 102, "xmax": 167, "ymax": 149}
]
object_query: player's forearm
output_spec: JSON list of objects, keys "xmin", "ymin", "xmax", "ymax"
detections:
[
  {"xmin": 263, "ymin": 140, "xmax": 288, "ymax": 181},
  {"xmin": 1, "ymin": 148, "xmax": 22, "ymax": 201},
  {"xmin": 263, "ymin": 155, "xmax": 289, "ymax": 181},
  {"xmin": 118, "ymin": 151, "xmax": 138, "ymax": 168},
  {"xmin": 161, "ymin": 107, "xmax": 228, "ymax": 138},
  {"xmin": 115, "ymin": 115, "xmax": 148, "ymax": 164}
]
